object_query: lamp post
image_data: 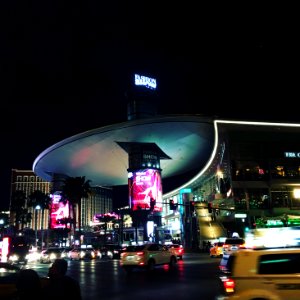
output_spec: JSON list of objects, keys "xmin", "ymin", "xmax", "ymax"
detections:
[{"xmin": 35, "ymin": 205, "xmax": 41, "ymax": 248}]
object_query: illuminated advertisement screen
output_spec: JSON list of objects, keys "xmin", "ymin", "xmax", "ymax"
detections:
[
  {"xmin": 50, "ymin": 193, "xmax": 71, "ymax": 229},
  {"xmin": 129, "ymin": 169, "xmax": 162, "ymax": 212}
]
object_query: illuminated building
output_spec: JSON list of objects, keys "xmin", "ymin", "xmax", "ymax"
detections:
[{"xmin": 32, "ymin": 74, "xmax": 300, "ymax": 246}]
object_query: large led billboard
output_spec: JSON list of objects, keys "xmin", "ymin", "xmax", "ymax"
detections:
[
  {"xmin": 128, "ymin": 169, "xmax": 163, "ymax": 212},
  {"xmin": 49, "ymin": 193, "xmax": 71, "ymax": 229}
]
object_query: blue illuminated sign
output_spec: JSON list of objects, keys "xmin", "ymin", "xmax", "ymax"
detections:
[{"xmin": 134, "ymin": 74, "xmax": 157, "ymax": 90}]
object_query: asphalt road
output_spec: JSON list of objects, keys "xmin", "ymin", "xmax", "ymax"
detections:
[{"xmin": 28, "ymin": 252, "xmax": 221, "ymax": 300}]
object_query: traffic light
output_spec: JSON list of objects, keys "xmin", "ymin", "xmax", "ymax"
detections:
[
  {"xmin": 169, "ymin": 199, "xmax": 177, "ymax": 210},
  {"xmin": 208, "ymin": 202, "xmax": 212, "ymax": 213},
  {"xmin": 150, "ymin": 198, "xmax": 156, "ymax": 211},
  {"xmin": 190, "ymin": 201, "xmax": 195, "ymax": 212}
]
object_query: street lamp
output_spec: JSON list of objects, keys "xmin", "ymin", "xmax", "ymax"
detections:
[{"xmin": 35, "ymin": 205, "xmax": 41, "ymax": 248}]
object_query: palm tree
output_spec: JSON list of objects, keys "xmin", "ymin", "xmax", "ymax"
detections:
[
  {"xmin": 10, "ymin": 190, "xmax": 27, "ymax": 232},
  {"xmin": 28, "ymin": 190, "xmax": 51, "ymax": 248},
  {"xmin": 61, "ymin": 176, "xmax": 92, "ymax": 240},
  {"xmin": 19, "ymin": 208, "xmax": 32, "ymax": 229}
]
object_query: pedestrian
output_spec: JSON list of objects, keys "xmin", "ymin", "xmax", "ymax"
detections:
[
  {"xmin": 202, "ymin": 240, "xmax": 207, "ymax": 252},
  {"xmin": 14, "ymin": 268, "xmax": 42, "ymax": 300},
  {"xmin": 42, "ymin": 258, "xmax": 82, "ymax": 300},
  {"xmin": 206, "ymin": 240, "xmax": 212, "ymax": 252}
]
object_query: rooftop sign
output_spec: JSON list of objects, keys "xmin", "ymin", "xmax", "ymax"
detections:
[
  {"xmin": 284, "ymin": 152, "xmax": 300, "ymax": 158},
  {"xmin": 134, "ymin": 74, "xmax": 157, "ymax": 90}
]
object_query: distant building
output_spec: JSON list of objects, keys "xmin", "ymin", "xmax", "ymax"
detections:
[
  {"xmin": 81, "ymin": 186, "xmax": 113, "ymax": 227},
  {"xmin": 9, "ymin": 169, "xmax": 113, "ymax": 233},
  {"xmin": 10, "ymin": 169, "xmax": 51, "ymax": 231}
]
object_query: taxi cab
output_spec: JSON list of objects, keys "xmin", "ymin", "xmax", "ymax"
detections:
[
  {"xmin": 166, "ymin": 244, "xmax": 184, "ymax": 260},
  {"xmin": 210, "ymin": 242, "xmax": 224, "ymax": 257},
  {"xmin": 216, "ymin": 247, "xmax": 300, "ymax": 300}
]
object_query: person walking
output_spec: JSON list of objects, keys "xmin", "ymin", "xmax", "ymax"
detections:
[{"xmin": 42, "ymin": 258, "xmax": 82, "ymax": 300}]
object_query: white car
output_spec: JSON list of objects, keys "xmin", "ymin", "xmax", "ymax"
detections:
[
  {"xmin": 68, "ymin": 247, "xmax": 97, "ymax": 260},
  {"xmin": 120, "ymin": 243, "xmax": 177, "ymax": 273},
  {"xmin": 39, "ymin": 248, "xmax": 64, "ymax": 264}
]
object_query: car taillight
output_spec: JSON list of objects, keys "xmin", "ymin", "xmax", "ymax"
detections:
[
  {"xmin": 136, "ymin": 251, "xmax": 145, "ymax": 256},
  {"xmin": 178, "ymin": 249, "xmax": 183, "ymax": 254},
  {"xmin": 222, "ymin": 277, "xmax": 235, "ymax": 293},
  {"xmin": 219, "ymin": 265, "xmax": 226, "ymax": 272}
]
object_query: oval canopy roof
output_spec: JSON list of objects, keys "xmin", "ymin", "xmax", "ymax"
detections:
[{"xmin": 33, "ymin": 115, "xmax": 215, "ymax": 192}]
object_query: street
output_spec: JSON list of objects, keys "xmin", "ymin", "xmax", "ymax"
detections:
[{"xmin": 28, "ymin": 252, "xmax": 221, "ymax": 300}]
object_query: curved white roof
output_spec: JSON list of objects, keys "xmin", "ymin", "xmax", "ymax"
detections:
[{"xmin": 33, "ymin": 115, "xmax": 215, "ymax": 191}]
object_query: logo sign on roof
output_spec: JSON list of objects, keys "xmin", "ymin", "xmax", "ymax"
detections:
[
  {"xmin": 284, "ymin": 152, "xmax": 300, "ymax": 158},
  {"xmin": 180, "ymin": 188, "xmax": 192, "ymax": 194},
  {"xmin": 134, "ymin": 74, "xmax": 157, "ymax": 90}
]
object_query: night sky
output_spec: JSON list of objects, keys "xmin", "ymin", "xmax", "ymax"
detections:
[{"xmin": 1, "ymin": 2, "xmax": 299, "ymax": 210}]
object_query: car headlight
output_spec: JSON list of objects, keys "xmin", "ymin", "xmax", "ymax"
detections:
[
  {"xmin": 9, "ymin": 254, "xmax": 19, "ymax": 262},
  {"xmin": 50, "ymin": 253, "xmax": 57, "ymax": 260}
]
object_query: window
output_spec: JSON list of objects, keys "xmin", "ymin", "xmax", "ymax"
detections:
[
  {"xmin": 148, "ymin": 244, "xmax": 159, "ymax": 251},
  {"xmin": 259, "ymin": 253, "xmax": 300, "ymax": 274}
]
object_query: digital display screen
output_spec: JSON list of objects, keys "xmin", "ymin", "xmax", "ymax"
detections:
[
  {"xmin": 129, "ymin": 169, "xmax": 163, "ymax": 212},
  {"xmin": 49, "ymin": 193, "xmax": 71, "ymax": 229}
]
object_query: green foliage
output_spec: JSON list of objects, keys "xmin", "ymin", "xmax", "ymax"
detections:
[
  {"xmin": 60, "ymin": 176, "xmax": 92, "ymax": 238},
  {"xmin": 28, "ymin": 190, "xmax": 51, "ymax": 209}
]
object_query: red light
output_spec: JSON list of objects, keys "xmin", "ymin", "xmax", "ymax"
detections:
[
  {"xmin": 219, "ymin": 265, "xmax": 226, "ymax": 272},
  {"xmin": 223, "ymin": 278, "xmax": 235, "ymax": 293},
  {"xmin": 136, "ymin": 251, "xmax": 145, "ymax": 256}
]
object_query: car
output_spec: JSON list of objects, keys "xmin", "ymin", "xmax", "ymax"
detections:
[
  {"xmin": 0, "ymin": 262, "xmax": 20, "ymax": 299},
  {"xmin": 120, "ymin": 243, "xmax": 177, "ymax": 273},
  {"xmin": 60, "ymin": 247, "xmax": 73, "ymax": 259},
  {"xmin": 216, "ymin": 247, "xmax": 300, "ymax": 300},
  {"xmin": 166, "ymin": 244, "xmax": 184, "ymax": 260},
  {"xmin": 39, "ymin": 247, "xmax": 65, "ymax": 264},
  {"xmin": 218, "ymin": 253, "xmax": 231, "ymax": 274},
  {"xmin": 68, "ymin": 247, "xmax": 97, "ymax": 260},
  {"xmin": 209, "ymin": 242, "xmax": 224, "ymax": 258},
  {"xmin": 7, "ymin": 249, "xmax": 29, "ymax": 265},
  {"xmin": 100, "ymin": 244, "xmax": 124, "ymax": 259},
  {"xmin": 222, "ymin": 238, "xmax": 245, "ymax": 256},
  {"xmin": 0, "ymin": 262, "xmax": 50, "ymax": 299}
]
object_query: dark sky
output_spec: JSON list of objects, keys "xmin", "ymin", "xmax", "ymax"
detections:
[{"xmin": 1, "ymin": 2, "xmax": 299, "ymax": 210}]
